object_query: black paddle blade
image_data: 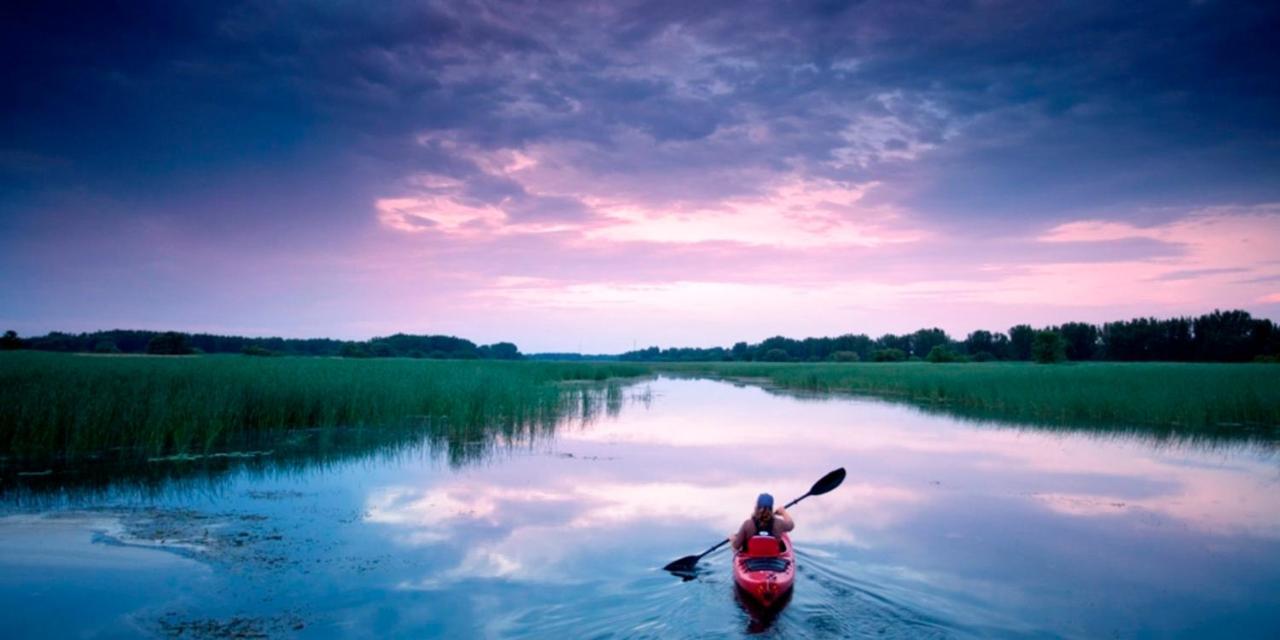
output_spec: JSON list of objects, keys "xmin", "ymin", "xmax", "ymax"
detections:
[
  {"xmin": 663, "ymin": 555, "xmax": 700, "ymax": 572},
  {"xmin": 809, "ymin": 467, "xmax": 846, "ymax": 496}
]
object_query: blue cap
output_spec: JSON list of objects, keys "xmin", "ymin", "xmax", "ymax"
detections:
[{"xmin": 756, "ymin": 493, "xmax": 774, "ymax": 509}]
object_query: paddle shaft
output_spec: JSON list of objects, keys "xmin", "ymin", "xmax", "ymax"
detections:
[
  {"xmin": 696, "ymin": 538, "xmax": 731, "ymax": 562},
  {"xmin": 783, "ymin": 492, "xmax": 813, "ymax": 509}
]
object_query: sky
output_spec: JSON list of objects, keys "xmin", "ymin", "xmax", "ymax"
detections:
[{"xmin": 2, "ymin": 1, "xmax": 1279, "ymax": 352}]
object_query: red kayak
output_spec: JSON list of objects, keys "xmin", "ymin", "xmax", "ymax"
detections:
[{"xmin": 733, "ymin": 533, "xmax": 795, "ymax": 606}]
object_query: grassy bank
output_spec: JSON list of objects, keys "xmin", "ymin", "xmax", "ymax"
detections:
[
  {"xmin": 5, "ymin": 354, "xmax": 1277, "ymax": 463},
  {"xmin": 657, "ymin": 361, "xmax": 1280, "ymax": 436},
  {"xmin": 0, "ymin": 352, "xmax": 649, "ymax": 460}
]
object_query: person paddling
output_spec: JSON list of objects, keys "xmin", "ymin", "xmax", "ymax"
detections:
[
  {"xmin": 730, "ymin": 493, "xmax": 794, "ymax": 552},
  {"xmin": 663, "ymin": 468, "xmax": 842, "ymax": 577}
]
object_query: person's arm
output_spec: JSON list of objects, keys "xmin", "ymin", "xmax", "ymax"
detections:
[
  {"xmin": 730, "ymin": 519, "xmax": 748, "ymax": 550},
  {"xmin": 775, "ymin": 506, "xmax": 795, "ymax": 532}
]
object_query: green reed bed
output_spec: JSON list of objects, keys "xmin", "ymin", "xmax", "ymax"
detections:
[
  {"xmin": 0, "ymin": 352, "xmax": 650, "ymax": 460},
  {"xmin": 658, "ymin": 361, "xmax": 1280, "ymax": 435}
]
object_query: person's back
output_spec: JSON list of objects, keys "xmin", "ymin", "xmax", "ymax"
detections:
[{"xmin": 730, "ymin": 493, "xmax": 794, "ymax": 552}]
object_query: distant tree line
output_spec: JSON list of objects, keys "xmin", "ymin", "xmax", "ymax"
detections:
[
  {"xmin": 526, "ymin": 352, "xmax": 620, "ymax": 362},
  {"xmin": 0, "ymin": 329, "xmax": 523, "ymax": 360},
  {"xmin": 618, "ymin": 310, "xmax": 1280, "ymax": 364}
]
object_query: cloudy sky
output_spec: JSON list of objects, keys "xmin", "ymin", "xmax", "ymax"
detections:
[{"xmin": 2, "ymin": 1, "xmax": 1279, "ymax": 351}]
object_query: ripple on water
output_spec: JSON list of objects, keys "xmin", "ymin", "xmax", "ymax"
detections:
[
  {"xmin": 488, "ymin": 551, "xmax": 976, "ymax": 639},
  {"xmin": 785, "ymin": 552, "xmax": 958, "ymax": 639},
  {"xmin": 794, "ymin": 549, "xmax": 1061, "ymax": 639},
  {"xmin": 495, "ymin": 573, "xmax": 729, "ymax": 638}
]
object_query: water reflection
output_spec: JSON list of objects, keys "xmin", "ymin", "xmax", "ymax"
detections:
[
  {"xmin": 351, "ymin": 378, "xmax": 1279, "ymax": 636},
  {"xmin": 745, "ymin": 379, "xmax": 1280, "ymax": 449},
  {"xmin": 1, "ymin": 376, "xmax": 1278, "ymax": 638},
  {"xmin": 0, "ymin": 383, "xmax": 633, "ymax": 507}
]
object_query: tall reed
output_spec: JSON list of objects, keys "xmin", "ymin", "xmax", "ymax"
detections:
[
  {"xmin": 0, "ymin": 353, "xmax": 649, "ymax": 459},
  {"xmin": 658, "ymin": 361, "xmax": 1280, "ymax": 435}
]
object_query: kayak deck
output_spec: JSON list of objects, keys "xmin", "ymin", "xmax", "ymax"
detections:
[{"xmin": 733, "ymin": 533, "xmax": 795, "ymax": 606}]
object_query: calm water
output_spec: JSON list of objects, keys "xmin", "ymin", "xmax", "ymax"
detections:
[{"xmin": 2, "ymin": 377, "xmax": 1279, "ymax": 638}]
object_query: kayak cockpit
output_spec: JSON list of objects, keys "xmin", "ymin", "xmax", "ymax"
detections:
[{"xmin": 743, "ymin": 557, "xmax": 790, "ymax": 572}]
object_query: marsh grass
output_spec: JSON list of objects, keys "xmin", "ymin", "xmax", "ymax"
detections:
[
  {"xmin": 0, "ymin": 352, "xmax": 649, "ymax": 461},
  {"xmin": 5, "ymin": 354, "xmax": 1277, "ymax": 468},
  {"xmin": 657, "ymin": 361, "xmax": 1280, "ymax": 438}
]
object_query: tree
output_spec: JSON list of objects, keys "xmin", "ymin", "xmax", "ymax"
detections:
[
  {"xmin": 1262, "ymin": 320, "xmax": 1280, "ymax": 359},
  {"xmin": 910, "ymin": 328, "xmax": 950, "ymax": 359},
  {"xmin": 1101, "ymin": 318, "xmax": 1153, "ymax": 361},
  {"xmin": 875, "ymin": 334, "xmax": 904, "ymax": 352},
  {"xmin": 926, "ymin": 345, "xmax": 959, "ymax": 363},
  {"xmin": 872, "ymin": 348, "xmax": 906, "ymax": 362},
  {"xmin": 1032, "ymin": 330, "xmax": 1066, "ymax": 364},
  {"xmin": 1057, "ymin": 322, "xmax": 1100, "ymax": 361},
  {"xmin": 94, "ymin": 340, "xmax": 121, "ymax": 354},
  {"xmin": 340, "ymin": 343, "xmax": 371, "ymax": 358},
  {"xmin": 762, "ymin": 348, "xmax": 789, "ymax": 362},
  {"xmin": 0, "ymin": 330, "xmax": 24, "ymax": 350},
  {"xmin": 828, "ymin": 351, "xmax": 859, "ymax": 362},
  {"xmin": 1102, "ymin": 316, "xmax": 1193, "ymax": 361},
  {"xmin": 832, "ymin": 333, "xmax": 874, "ymax": 361},
  {"xmin": 1009, "ymin": 325, "xmax": 1035, "ymax": 360},
  {"xmin": 990, "ymin": 333, "xmax": 1012, "ymax": 360},
  {"xmin": 484, "ymin": 342, "xmax": 521, "ymax": 360},
  {"xmin": 146, "ymin": 332, "xmax": 193, "ymax": 355},
  {"xmin": 1159, "ymin": 317, "xmax": 1195, "ymax": 360},
  {"xmin": 759, "ymin": 336, "xmax": 800, "ymax": 360},
  {"xmin": 1192, "ymin": 309, "xmax": 1257, "ymax": 362},
  {"xmin": 963, "ymin": 330, "xmax": 995, "ymax": 357}
]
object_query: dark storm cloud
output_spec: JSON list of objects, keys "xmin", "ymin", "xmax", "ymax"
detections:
[{"xmin": 2, "ymin": 0, "xmax": 1279, "ymax": 229}]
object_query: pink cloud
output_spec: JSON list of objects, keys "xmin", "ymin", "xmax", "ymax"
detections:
[
  {"xmin": 1020, "ymin": 206, "xmax": 1280, "ymax": 305},
  {"xmin": 379, "ymin": 137, "xmax": 928, "ymax": 249},
  {"xmin": 351, "ymin": 161, "xmax": 1280, "ymax": 348},
  {"xmin": 1038, "ymin": 220, "xmax": 1151, "ymax": 243},
  {"xmin": 376, "ymin": 195, "xmax": 505, "ymax": 233},
  {"xmin": 583, "ymin": 177, "xmax": 923, "ymax": 248},
  {"xmin": 17, "ymin": 136, "xmax": 1278, "ymax": 353}
]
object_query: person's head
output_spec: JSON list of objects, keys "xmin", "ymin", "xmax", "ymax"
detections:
[{"xmin": 753, "ymin": 493, "xmax": 774, "ymax": 521}]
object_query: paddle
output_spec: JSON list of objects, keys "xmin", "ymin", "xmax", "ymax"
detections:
[{"xmin": 663, "ymin": 467, "xmax": 846, "ymax": 575}]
